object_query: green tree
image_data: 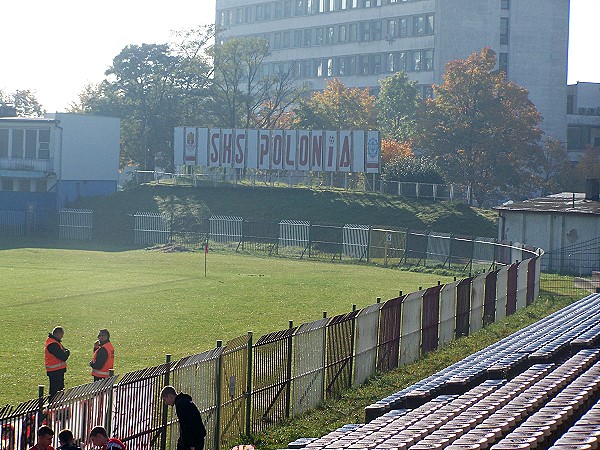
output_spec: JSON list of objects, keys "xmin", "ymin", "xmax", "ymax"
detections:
[
  {"xmin": 538, "ymin": 138, "xmax": 575, "ymax": 195},
  {"xmin": 294, "ymin": 78, "xmax": 377, "ymax": 130},
  {"xmin": 208, "ymin": 37, "xmax": 303, "ymax": 128},
  {"xmin": 416, "ymin": 48, "xmax": 544, "ymax": 206},
  {"xmin": 71, "ymin": 33, "xmax": 212, "ymax": 170},
  {"xmin": 377, "ymin": 71, "xmax": 420, "ymax": 141},
  {"xmin": 0, "ymin": 89, "xmax": 44, "ymax": 117}
]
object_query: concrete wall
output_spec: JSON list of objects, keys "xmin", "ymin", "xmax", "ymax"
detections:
[
  {"xmin": 46, "ymin": 113, "xmax": 120, "ymax": 182},
  {"xmin": 500, "ymin": 210, "xmax": 600, "ymax": 253}
]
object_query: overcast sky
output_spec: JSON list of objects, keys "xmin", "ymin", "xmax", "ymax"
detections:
[{"xmin": 1, "ymin": 0, "xmax": 598, "ymax": 112}]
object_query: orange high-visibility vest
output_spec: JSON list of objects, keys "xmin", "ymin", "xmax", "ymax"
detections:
[
  {"xmin": 91, "ymin": 341, "xmax": 115, "ymax": 378},
  {"xmin": 45, "ymin": 336, "xmax": 67, "ymax": 372}
]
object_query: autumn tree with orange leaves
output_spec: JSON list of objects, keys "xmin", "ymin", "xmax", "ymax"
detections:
[
  {"xmin": 416, "ymin": 48, "xmax": 544, "ymax": 206},
  {"xmin": 294, "ymin": 78, "xmax": 377, "ymax": 130}
]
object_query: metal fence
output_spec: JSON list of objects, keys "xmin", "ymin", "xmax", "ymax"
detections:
[
  {"xmin": 134, "ymin": 170, "xmax": 471, "ymax": 203},
  {"xmin": 1, "ymin": 245, "xmax": 542, "ymax": 450}
]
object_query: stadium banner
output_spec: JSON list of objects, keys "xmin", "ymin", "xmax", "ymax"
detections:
[
  {"xmin": 233, "ymin": 129, "xmax": 246, "ymax": 169},
  {"xmin": 174, "ymin": 128, "xmax": 381, "ymax": 174},
  {"xmin": 366, "ymin": 130, "xmax": 380, "ymax": 173}
]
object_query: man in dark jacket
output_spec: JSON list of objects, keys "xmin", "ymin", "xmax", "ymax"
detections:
[
  {"xmin": 45, "ymin": 327, "xmax": 70, "ymax": 397},
  {"xmin": 161, "ymin": 386, "xmax": 206, "ymax": 450}
]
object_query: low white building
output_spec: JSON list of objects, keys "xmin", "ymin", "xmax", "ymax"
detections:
[
  {"xmin": 496, "ymin": 184, "xmax": 600, "ymax": 275},
  {"xmin": 0, "ymin": 113, "xmax": 120, "ymax": 211}
]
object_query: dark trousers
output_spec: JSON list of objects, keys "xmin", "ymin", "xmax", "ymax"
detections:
[{"xmin": 48, "ymin": 370, "xmax": 65, "ymax": 396}]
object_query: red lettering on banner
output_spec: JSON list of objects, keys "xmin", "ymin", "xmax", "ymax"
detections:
[
  {"xmin": 339, "ymin": 136, "xmax": 351, "ymax": 168},
  {"xmin": 235, "ymin": 134, "xmax": 245, "ymax": 164},
  {"xmin": 210, "ymin": 132, "xmax": 219, "ymax": 163},
  {"xmin": 299, "ymin": 135, "xmax": 309, "ymax": 166},
  {"xmin": 259, "ymin": 134, "xmax": 270, "ymax": 166},
  {"xmin": 327, "ymin": 141, "xmax": 335, "ymax": 168},
  {"xmin": 273, "ymin": 134, "xmax": 283, "ymax": 166},
  {"xmin": 311, "ymin": 134, "xmax": 322, "ymax": 168},
  {"xmin": 285, "ymin": 135, "xmax": 294, "ymax": 166},
  {"xmin": 222, "ymin": 132, "xmax": 233, "ymax": 164}
]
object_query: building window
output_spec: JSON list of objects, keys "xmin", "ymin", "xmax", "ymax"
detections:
[
  {"xmin": 499, "ymin": 52, "xmax": 508, "ymax": 75},
  {"xmin": 301, "ymin": 60, "xmax": 312, "ymax": 77},
  {"xmin": 339, "ymin": 24, "xmax": 347, "ymax": 42},
  {"xmin": 387, "ymin": 19, "xmax": 398, "ymax": 39},
  {"xmin": 0, "ymin": 129, "xmax": 8, "ymax": 158},
  {"xmin": 500, "ymin": 17, "xmax": 509, "ymax": 44},
  {"xmin": 244, "ymin": 7, "xmax": 252, "ymax": 23},
  {"xmin": 370, "ymin": 54, "xmax": 382, "ymax": 74},
  {"xmin": 567, "ymin": 95, "xmax": 574, "ymax": 115},
  {"xmin": 255, "ymin": 4, "xmax": 263, "ymax": 21},
  {"xmin": 18, "ymin": 179, "xmax": 30, "ymax": 192},
  {"xmin": 372, "ymin": 20, "xmax": 382, "ymax": 41},
  {"xmin": 347, "ymin": 56, "xmax": 357, "ymax": 75},
  {"xmin": 337, "ymin": 57, "xmax": 346, "ymax": 75},
  {"xmin": 273, "ymin": 32, "xmax": 281, "ymax": 49},
  {"xmin": 25, "ymin": 129, "xmax": 36, "ymax": 158},
  {"xmin": 326, "ymin": 58, "xmax": 334, "ymax": 76},
  {"xmin": 12, "ymin": 129, "xmax": 24, "ymax": 158},
  {"xmin": 325, "ymin": 26, "xmax": 335, "ymax": 44},
  {"xmin": 501, "ymin": 0, "xmax": 510, "ymax": 10},
  {"xmin": 360, "ymin": 21, "xmax": 371, "ymax": 41},
  {"xmin": 1, "ymin": 178, "xmax": 14, "ymax": 191},
  {"xmin": 411, "ymin": 51, "xmax": 422, "ymax": 71},
  {"xmin": 284, "ymin": 0, "xmax": 292, "ymax": 16},
  {"xmin": 359, "ymin": 55, "xmax": 370, "ymax": 75},
  {"xmin": 303, "ymin": 29, "xmax": 312, "ymax": 46},
  {"xmin": 283, "ymin": 31, "xmax": 291, "ymax": 48},
  {"xmin": 423, "ymin": 50, "xmax": 433, "ymax": 71},
  {"xmin": 413, "ymin": 16, "xmax": 424, "ymax": 35},
  {"xmin": 294, "ymin": 30, "xmax": 303, "ymax": 47},
  {"xmin": 348, "ymin": 23, "xmax": 358, "ymax": 42},
  {"xmin": 426, "ymin": 14, "xmax": 434, "ymax": 34},
  {"xmin": 399, "ymin": 18, "xmax": 408, "ymax": 37},
  {"xmin": 316, "ymin": 27, "xmax": 324, "ymax": 45},
  {"xmin": 35, "ymin": 179, "xmax": 47, "ymax": 192}
]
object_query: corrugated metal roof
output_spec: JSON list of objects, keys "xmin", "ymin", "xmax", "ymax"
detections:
[{"xmin": 495, "ymin": 192, "xmax": 600, "ymax": 215}]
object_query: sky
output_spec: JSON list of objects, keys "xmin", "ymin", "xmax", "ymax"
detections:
[{"xmin": 1, "ymin": 0, "xmax": 598, "ymax": 113}]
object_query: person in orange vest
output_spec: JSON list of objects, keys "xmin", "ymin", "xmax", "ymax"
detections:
[
  {"xmin": 45, "ymin": 327, "xmax": 70, "ymax": 397},
  {"xmin": 89, "ymin": 329, "xmax": 114, "ymax": 381}
]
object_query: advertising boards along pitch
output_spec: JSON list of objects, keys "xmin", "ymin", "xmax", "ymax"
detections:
[{"xmin": 174, "ymin": 128, "xmax": 380, "ymax": 174}]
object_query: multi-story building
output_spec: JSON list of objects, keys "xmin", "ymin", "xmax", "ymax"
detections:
[
  {"xmin": 567, "ymin": 82, "xmax": 600, "ymax": 160},
  {"xmin": 215, "ymin": 0, "xmax": 569, "ymax": 142},
  {"xmin": 0, "ymin": 113, "xmax": 120, "ymax": 212}
]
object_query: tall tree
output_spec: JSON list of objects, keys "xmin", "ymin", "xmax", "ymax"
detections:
[
  {"xmin": 208, "ymin": 37, "xmax": 302, "ymax": 129},
  {"xmin": 294, "ymin": 78, "xmax": 377, "ymax": 130},
  {"xmin": 377, "ymin": 71, "xmax": 420, "ymax": 141},
  {"xmin": 416, "ymin": 48, "xmax": 544, "ymax": 206},
  {"xmin": 538, "ymin": 138, "xmax": 575, "ymax": 195},
  {"xmin": 0, "ymin": 89, "xmax": 44, "ymax": 117},
  {"xmin": 72, "ymin": 33, "xmax": 212, "ymax": 169}
]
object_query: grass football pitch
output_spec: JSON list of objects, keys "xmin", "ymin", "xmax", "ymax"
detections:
[{"xmin": 0, "ymin": 246, "xmax": 452, "ymax": 406}]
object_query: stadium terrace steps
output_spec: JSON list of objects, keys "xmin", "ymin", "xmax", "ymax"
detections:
[
  {"xmin": 364, "ymin": 294, "xmax": 600, "ymax": 421},
  {"xmin": 284, "ymin": 294, "xmax": 600, "ymax": 450}
]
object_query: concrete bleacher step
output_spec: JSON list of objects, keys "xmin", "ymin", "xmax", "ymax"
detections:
[{"xmin": 364, "ymin": 295, "xmax": 600, "ymax": 423}]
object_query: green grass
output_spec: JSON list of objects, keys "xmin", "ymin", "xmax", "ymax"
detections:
[
  {"xmin": 0, "ymin": 247, "xmax": 452, "ymax": 406},
  {"xmin": 69, "ymin": 184, "xmax": 498, "ymax": 238},
  {"xmin": 248, "ymin": 292, "xmax": 579, "ymax": 450}
]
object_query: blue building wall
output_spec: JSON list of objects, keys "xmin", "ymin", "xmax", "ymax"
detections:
[
  {"xmin": 59, "ymin": 180, "xmax": 117, "ymax": 208},
  {"xmin": 0, "ymin": 192, "xmax": 57, "ymax": 212}
]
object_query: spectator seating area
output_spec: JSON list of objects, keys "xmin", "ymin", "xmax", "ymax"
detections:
[{"xmin": 284, "ymin": 293, "xmax": 600, "ymax": 450}]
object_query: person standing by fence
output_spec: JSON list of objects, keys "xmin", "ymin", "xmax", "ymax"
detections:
[
  {"xmin": 45, "ymin": 327, "xmax": 70, "ymax": 397},
  {"xmin": 161, "ymin": 385, "xmax": 206, "ymax": 450},
  {"xmin": 56, "ymin": 429, "xmax": 81, "ymax": 450},
  {"xmin": 89, "ymin": 426, "xmax": 125, "ymax": 450},
  {"xmin": 90, "ymin": 329, "xmax": 114, "ymax": 381},
  {"xmin": 28, "ymin": 425, "xmax": 55, "ymax": 450}
]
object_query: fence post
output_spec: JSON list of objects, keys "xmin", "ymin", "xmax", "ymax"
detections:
[
  {"xmin": 37, "ymin": 385, "xmax": 44, "ymax": 429},
  {"xmin": 106, "ymin": 369, "xmax": 115, "ymax": 434},
  {"xmin": 321, "ymin": 311, "xmax": 327, "ymax": 402},
  {"xmin": 160, "ymin": 354, "xmax": 171, "ymax": 450},
  {"xmin": 214, "ymin": 340, "xmax": 223, "ymax": 450},
  {"xmin": 349, "ymin": 304, "xmax": 357, "ymax": 389},
  {"xmin": 367, "ymin": 226, "xmax": 372, "ymax": 264},
  {"xmin": 245, "ymin": 331, "xmax": 253, "ymax": 438},
  {"xmin": 285, "ymin": 320, "xmax": 293, "ymax": 419}
]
